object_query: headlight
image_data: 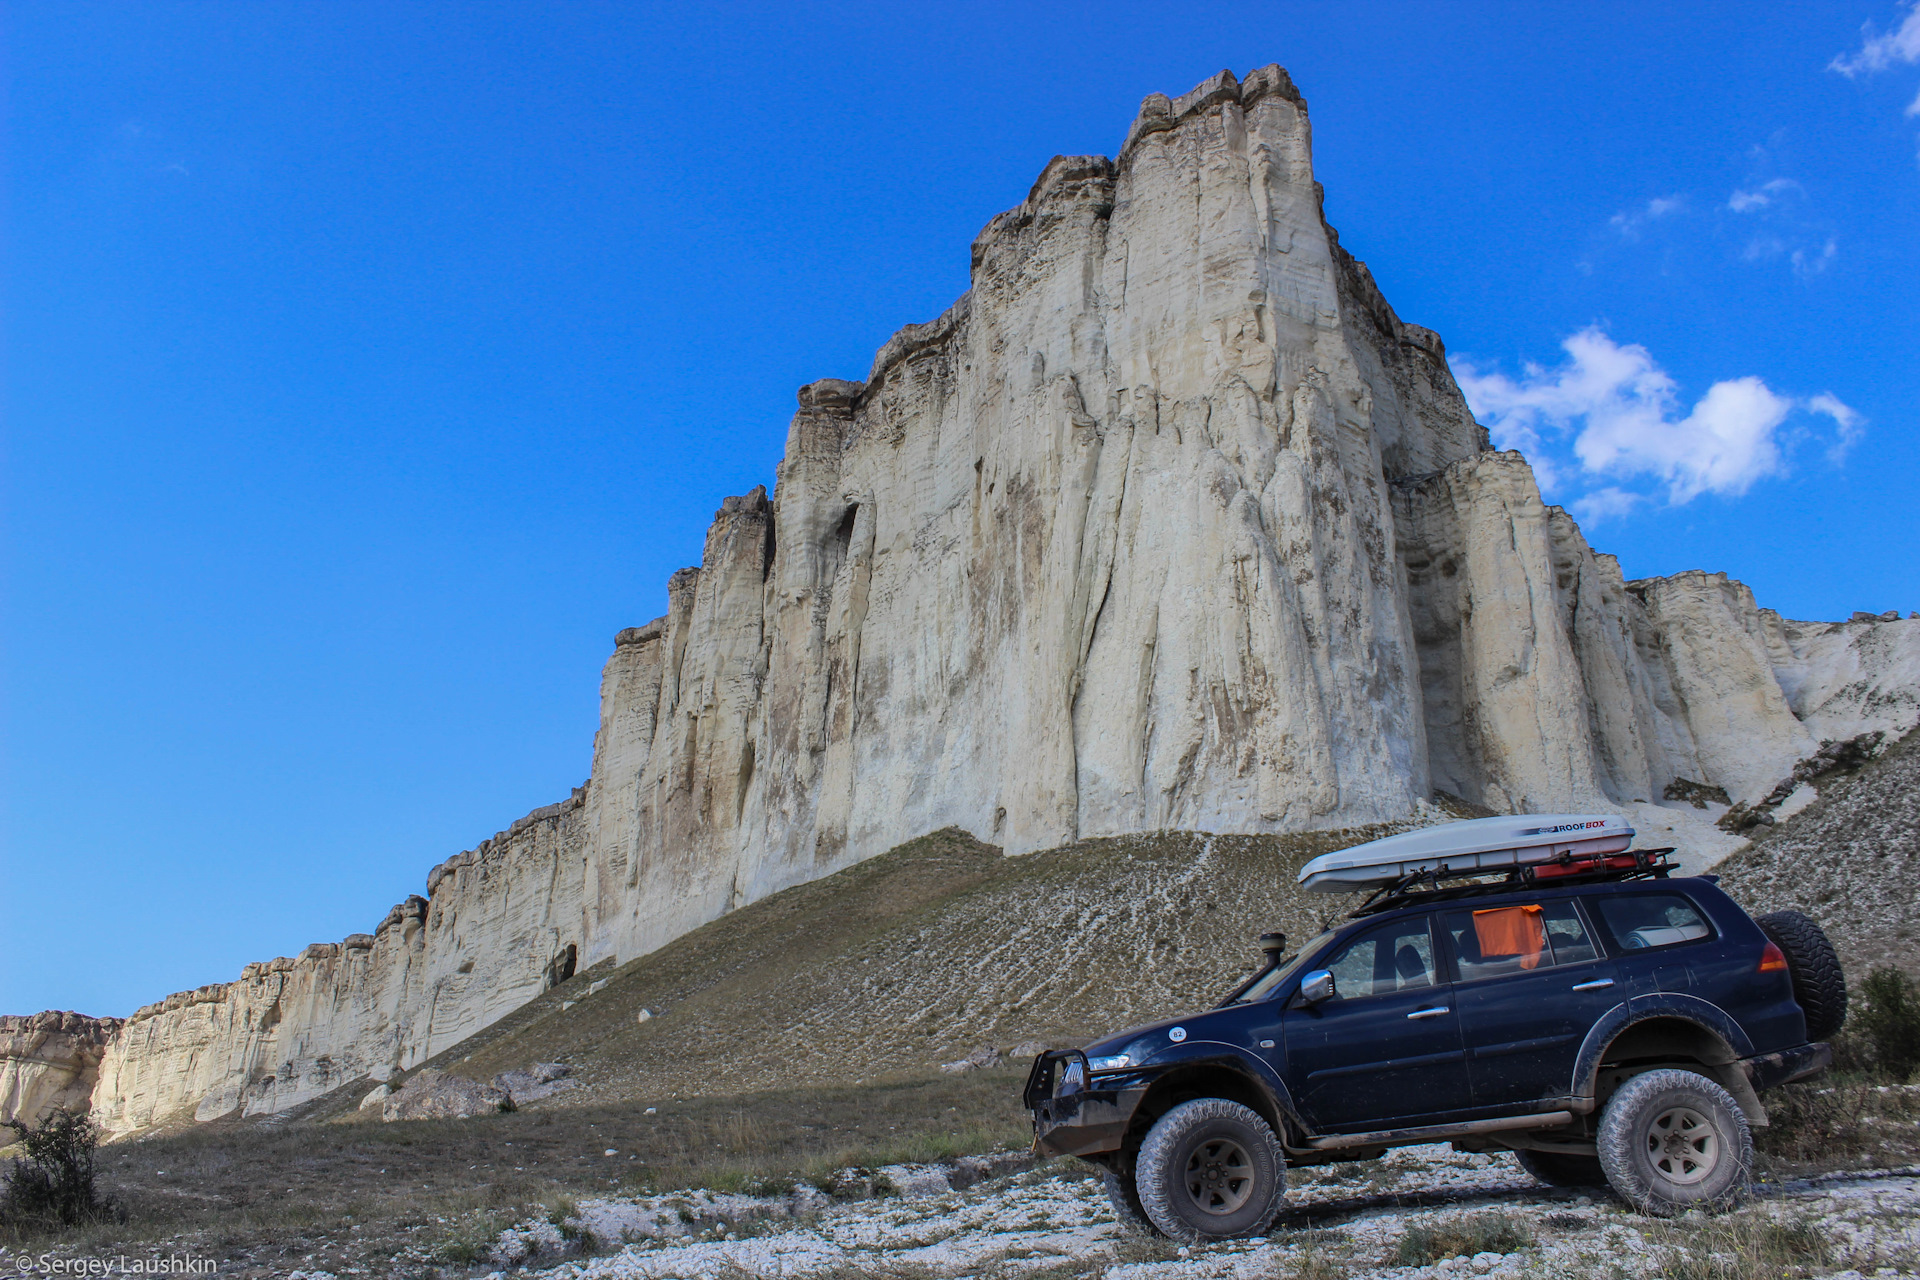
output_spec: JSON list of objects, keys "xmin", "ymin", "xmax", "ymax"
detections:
[{"xmin": 1086, "ymin": 1053, "xmax": 1132, "ymax": 1072}]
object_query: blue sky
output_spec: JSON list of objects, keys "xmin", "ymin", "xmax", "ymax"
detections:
[{"xmin": 5, "ymin": 2, "xmax": 1917, "ymax": 1018}]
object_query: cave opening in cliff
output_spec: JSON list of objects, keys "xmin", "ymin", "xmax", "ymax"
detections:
[{"xmin": 546, "ymin": 944, "xmax": 577, "ymax": 989}]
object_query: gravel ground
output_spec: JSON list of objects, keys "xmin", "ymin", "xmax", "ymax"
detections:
[{"xmin": 456, "ymin": 1145, "xmax": 1920, "ymax": 1280}]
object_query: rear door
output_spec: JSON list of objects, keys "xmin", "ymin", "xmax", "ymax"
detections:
[
  {"xmin": 1586, "ymin": 889, "xmax": 1718, "ymax": 998},
  {"xmin": 1441, "ymin": 899, "xmax": 1622, "ymax": 1113},
  {"xmin": 1279, "ymin": 914, "xmax": 1473, "ymax": 1132}
]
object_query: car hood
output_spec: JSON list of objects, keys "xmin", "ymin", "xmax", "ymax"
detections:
[{"xmin": 1084, "ymin": 1010, "xmax": 1231, "ymax": 1063}]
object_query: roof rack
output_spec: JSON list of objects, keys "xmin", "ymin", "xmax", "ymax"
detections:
[{"xmin": 1350, "ymin": 847, "xmax": 1678, "ymax": 918}]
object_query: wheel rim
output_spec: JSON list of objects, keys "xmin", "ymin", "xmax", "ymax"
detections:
[
  {"xmin": 1182, "ymin": 1136, "xmax": 1255, "ymax": 1215},
  {"xmin": 1644, "ymin": 1105, "xmax": 1720, "ymax": 1186}
]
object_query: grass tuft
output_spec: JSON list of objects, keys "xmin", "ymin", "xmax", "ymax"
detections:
[
  {"xmin": 1392, "ymin": 1212, "xmax": 1533, "ymax": 1265},
  {"xmin": 1651, "ymin": 1214, "xmax": 1831, "ymax": 1280}
]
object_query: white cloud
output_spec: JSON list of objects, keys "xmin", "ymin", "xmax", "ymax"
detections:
[
  {"xmin": 1808, "ymin": 391, "xmax": 1867, "ymax": 459},
  {"xmin": 1831, "ymin": 2, "xmax": 1920, "ymax": 76},
  {"xmin": 1833, "ymin": 3, "xmax": 1920, "ymax": 158},
  {"xmin": 1728, "ymin": 178, "xmax": 1799, "ymax": 212},
  {"xmin": 1791, "ymin": 238, "xmax": 1838, "ymax": 276},
  {"xmin": 1609, "ymin": 195, "xmax": 1686, "ymax": 239},
  {"xmin": 1451, "ymin": 329, "xmax": 1862, "ymax": 508},
  {"xmin": 1570, "ymin": 487, "xmax": 1643, "ymax": 525}
]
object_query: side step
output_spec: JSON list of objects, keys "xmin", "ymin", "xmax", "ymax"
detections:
[{"xmin": 1305, "ymin": 1110, "xmax": 1574, "ymax": 1151}]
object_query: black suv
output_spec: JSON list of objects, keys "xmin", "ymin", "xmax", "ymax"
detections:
[{"xmin": 1024, "ymin": 860, "xmax": 1843, "ymax": 1241}]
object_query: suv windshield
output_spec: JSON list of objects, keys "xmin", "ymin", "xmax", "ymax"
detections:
[{"xmin": 1225, "ymin": 931, "xmax": 1334, "ymax": 1005}]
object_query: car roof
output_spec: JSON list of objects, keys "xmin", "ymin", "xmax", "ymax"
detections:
[{"xmin": 1341, "ymin": 874, "xmax": 1727, "ymax": 931}]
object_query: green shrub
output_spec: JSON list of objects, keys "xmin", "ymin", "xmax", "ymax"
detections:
[
  {"xmin": 1, "ymin": 1109, "xmax": 117, "ymax": 1230},
  {"xmin": 1856, "ymin": 967, "xmax": 1920, "ymax": 1081}
]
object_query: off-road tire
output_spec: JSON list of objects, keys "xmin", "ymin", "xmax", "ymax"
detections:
[
  {"xmin": 1596, "ymin": 1069, "xmax": 1752, "ymax": 1216},
  {"xmin": 1102, "ymin": 1168, "xmax": 1163, "ymax": 1237},
  {"xmin": 1756, "ymin": 910, "xmax": 1848, "ymax": 1040},
  {"xmin": 1515, "ymin": 1148, "xmax": 1606, "ymax": 1188},
  {"xmin": 1134, "ymin": 1099, "xmax": 1285, "ymax": 1243}
]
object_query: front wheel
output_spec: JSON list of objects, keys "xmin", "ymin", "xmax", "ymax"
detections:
[
  {"xmin": 1596, "ymin": 1069, "xmax": 1752, "ymax": 1216},
  {"xmin": 1133, "ymin": 1099, "xmax": 1286, "ymax": 1243}
]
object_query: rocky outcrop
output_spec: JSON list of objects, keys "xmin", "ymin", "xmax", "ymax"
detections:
[
  {"xmin": 0, "ymin": 1012, "xmax": 122, "ymax": 1128},
  {"xmin": 379, "ymin": 1068, "xmax": 508, "ymax": 1122},
  {"xmin": 51, "ymin": 66, "xmax": 1920, "ymax": 1137}
]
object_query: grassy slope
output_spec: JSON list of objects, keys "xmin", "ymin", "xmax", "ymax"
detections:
[
  {"xmin": 1715, "ymin": 727, "xmax": 1920, "ymax": 981},
  {"xmin": 414, "ymin": 824, "xmax": 1408, "ymax": 1109}
]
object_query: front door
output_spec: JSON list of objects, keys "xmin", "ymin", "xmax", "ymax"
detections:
[
  {"xmin": 1441, "ymin": 899, "xmax": 1622, "ymax": 1112},
  {"xmin": 1280, "ymin": 914, "xmax": 1472, "ymax": 1133}
]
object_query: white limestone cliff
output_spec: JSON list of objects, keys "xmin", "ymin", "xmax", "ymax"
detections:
[
  {"xmin": 25, "ymin": 67, "xmax": 1915, "ymax": 1138},
  {"xmin": 0, "ymin": 1013, "xmax": 122, "ymax": 1130}
]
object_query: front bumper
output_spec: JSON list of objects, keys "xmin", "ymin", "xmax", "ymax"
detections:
[
  {"xmin": 1024, "ymin": 1050, "xmax": 1150, "ymax": 1159},
  {"xmin": 1742, "ymin": 1041, "xmax": 1832, "ymax": 1092}
]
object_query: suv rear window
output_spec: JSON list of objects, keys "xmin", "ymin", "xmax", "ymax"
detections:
[
  {"xmin": 1441, "ymin": 901, "xmax": 1597, "ymax": 981},
  {"xmin": 1591, "ymin": 892, "xmax": 1713, "ymax": 951}
]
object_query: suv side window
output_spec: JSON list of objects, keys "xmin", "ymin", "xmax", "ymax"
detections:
[
  {"xmin": 1321, "ymin": 917, "xmax": 1438, "ymax": 1000},
  {"xmin": 1441, "ymin": 901, "xmax": 1597, "ymax": 981},
  {"xmin": 1591, "ymin": 892, "xmax": 1713, "ymax": 952}
]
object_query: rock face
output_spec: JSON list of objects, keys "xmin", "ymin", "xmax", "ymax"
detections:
[
  {"xmin": 0, "ymin": 1012, "xmax": 122, "ymax": 1128},
  {"xmin": 51, "ymin": 66, "xmax": 1920, "ymax": 1137},
  {"xmin": 379, "ymin": 1068, "xmax": 508, "ymax": 1122}
]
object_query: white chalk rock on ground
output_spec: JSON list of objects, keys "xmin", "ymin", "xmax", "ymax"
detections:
[
  {"xmin": 476, "ymin": 1143, "xmax": 1920, "ymax": 1280},
  {"xmin": 379, "ymin": 1068, "xmax": 508, "ymax": 1122},
  {"xmin": 44, "ymin": 64, "xmax": 1920, "ymax": 1137}
]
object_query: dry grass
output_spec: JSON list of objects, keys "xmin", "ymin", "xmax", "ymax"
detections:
[
  {"xmin": 424, "ymin": 824, "xmax": 1404, "ymax": 1114},
  {"xmin": 1647, "ymin": 1214, "xmax": 1832, "ymax": 1280},
  {"xmin": 7, "ymin": 1067, "xmax": 1033, "ymax": 1275},
  {"xmin": 1390, "ymin": 1211, "xmax": 1533, "ymax": 1265},
  {"xmin": 1755, "ymin": 1077, "xmax": 1920, "ymax": 1173}
]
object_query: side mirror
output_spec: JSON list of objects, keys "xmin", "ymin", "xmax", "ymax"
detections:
[{"xmin": 1299, "ymin": 969, "xmax": 1336, "ymax": 1005}]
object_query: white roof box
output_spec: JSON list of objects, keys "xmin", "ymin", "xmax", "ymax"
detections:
[{"xmin": 1298, "ymin": 814, "xmax": 1635, "ymax": 893}]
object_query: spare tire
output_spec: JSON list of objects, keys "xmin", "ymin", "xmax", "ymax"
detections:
[{"xmin": 1756, "ymin": 910, "xmax": 1847, "ymax": 1040}]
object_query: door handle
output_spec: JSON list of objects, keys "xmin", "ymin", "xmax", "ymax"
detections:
[
  {"xmin": 1406, "ymin": 1007, "xmax": 1450, "ymax": 1020},
  {"xmin": 1571, "ymin": 978, "xmax": 1615, "ymax": 991}
]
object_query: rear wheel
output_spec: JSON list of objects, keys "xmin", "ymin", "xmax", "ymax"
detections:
[
  {"xmin": 1134, "ymin": 1099, "xmax": 1286, "ymax": 1243},
  {"xmin": 1756, "ymin": 910, "xmax": 1848, "ymax": 1040},
  {"xmin": 1596, "ymin": 1069, "xmax": 1751, "ymax": 1216},
  {"xmin": 1515, "ymin": 1148, "xmax": 1606, "ymax": 1188}
]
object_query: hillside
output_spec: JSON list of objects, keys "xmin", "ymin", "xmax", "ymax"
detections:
[
  {"xmin": 400, "ymin": 754, "xmax": 1920, "ymax": 1111},
  {"xmin": 1715, "ymin": 727, "xmax": 1920, "ymax": 980},
  {"xmin": 391, "ymin": 822, "xmax": 1425, "ymax": 1108}
]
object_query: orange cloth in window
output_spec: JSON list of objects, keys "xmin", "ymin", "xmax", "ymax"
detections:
[{"xmin": 1472, "ymin": 905, "xmax": 1547, "ymax": 969}]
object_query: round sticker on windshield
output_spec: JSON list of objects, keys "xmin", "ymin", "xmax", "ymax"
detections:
[{"xmin": 1168, "ymin": 1026, "xmax": 1187, "ymax": 1043}]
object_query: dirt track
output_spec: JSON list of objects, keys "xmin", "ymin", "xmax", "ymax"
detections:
[{"xmin": 483, "ymin": 1144, "xmax": 1920, "ymax": 1279}]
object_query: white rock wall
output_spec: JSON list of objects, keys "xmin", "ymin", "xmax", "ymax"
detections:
[
  {"xmin": 57, "ymin": 66, "xmax": 1920, "ymax": 1137},
  {"xmin": 0, "ymin": 1013, "xmax": 121, "ymax": 1128}
]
